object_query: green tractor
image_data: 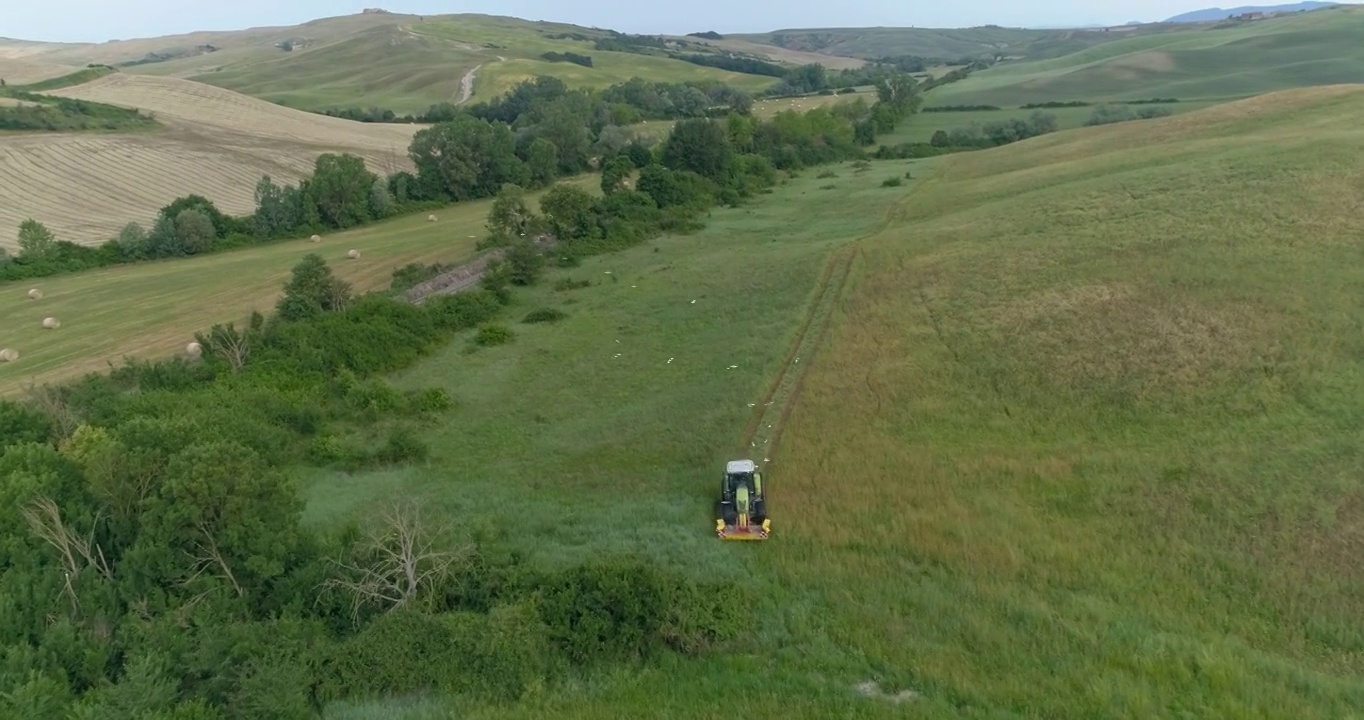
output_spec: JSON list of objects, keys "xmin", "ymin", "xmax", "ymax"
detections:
[{"xmin": 715, "ymin": 459, "xmax": 770, "ymax": 541}]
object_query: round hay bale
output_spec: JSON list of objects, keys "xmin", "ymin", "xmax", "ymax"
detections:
[
  {"xmin": 0, "ymin": 348, "xmax": 17, "ymax": 363},
  {"xmin": 41, "ymin": 317, "xmax": 60, "ymax": 330},
  {"xmin": 28, "ymin": 288, "xmax": 42, "ymax": 300},
  {"xmin": 186, "ymin": 342, "xmax": 203, "ymax": 358},
  {"xmin": 310, "ymin": 234, "xmax": 322, "ymax": 243},
  {"xmin": 346, "ymin": 249, "xmax": 361, "ymax": 259},
  {"xmin": 427, "ymin": 214, "xmax": 438, "ymax": 222}
]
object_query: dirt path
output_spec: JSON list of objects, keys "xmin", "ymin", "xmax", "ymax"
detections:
[
  {"xmin": 456, "ymin": 64, "xmax": 482, "ymax": 105},
  {"xmin": 403, "ymin": 235, "xmax": 556, "ymax": 305},
  {"xmin": 456, "ymin": 57, "xmax": 504, "ymax": 105}
]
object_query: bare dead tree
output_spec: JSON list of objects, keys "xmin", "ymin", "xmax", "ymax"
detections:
[
  {"xmin": 22, "ymin": 495, "xmax": 114, "ymax": 613},
  {"xmin": 185, "ymin": 522, "xmax": 243, "ymax": 598},
  {"xmin": 196, "ymin": 312, "xmax": 263, "ymax": 373},
  {"xmin": 321, "ymin": 498, "xmax": 470, "ymax": 624},
  {"xmin": 24, "ymin": 383, "xmax": 81, "ymax": 440}
]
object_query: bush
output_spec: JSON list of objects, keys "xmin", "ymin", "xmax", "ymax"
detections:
[
  {"xmin": 535, "ymin": 558, "xmax": 746, "ymax": 664},
  {"xmin": 522, "ymin": 308, "xmax": 567, "ymax": 324},
  {"xmin": 881, "ymin": 176, "xmax": 903, "ymax": 187},
  {"xmin": 553, "ymin": 277, "xmax": 591, "ymax": 291},
  {"xmin": 474, "ymin": 324, "xmax": 513, "ymax": 346}
]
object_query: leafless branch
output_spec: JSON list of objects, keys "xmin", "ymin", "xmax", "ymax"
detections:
[
  {"xmin": 24, "ymin": 383, "xmax": 81, "ymax": 440},
  {"xmin": 321, "ymin": 498, "xmax": 469, "ymax": 624},
  {"xmin": 22, "ymin": 495, "xmax": 114, "ymax": 615},
  {"xmin": 189, "ymin": 521, "xmax": 244, "ymax": 597}
]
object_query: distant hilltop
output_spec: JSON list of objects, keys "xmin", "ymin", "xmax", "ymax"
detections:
[
  {"xmin": 1164, "ymin": 2, "xmax": 1341, "ymax": 23},
  {"xmin": 361, "ymin": 7, "xmax": 392, "ymax": 14}
]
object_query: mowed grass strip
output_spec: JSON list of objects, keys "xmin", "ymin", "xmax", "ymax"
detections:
[
  {"xmin": 770, "ymin": 85, "xmax": 1364, "ymax": 717},
  {"xmin": 0, "ymin": 198, "xmax": 508, "ymax": 394}
]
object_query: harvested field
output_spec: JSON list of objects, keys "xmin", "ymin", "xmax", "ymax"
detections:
[
  {"xmin": 0, "ymin": 74, "xmax": 419, "ymax": 249},
  {"xmin": 0, "ymin": 57, "xmax": 78, "ymax": 84}
]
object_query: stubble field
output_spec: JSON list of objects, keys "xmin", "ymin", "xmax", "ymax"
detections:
[{"xmin": 0, "ymin": 74, "xmax": 420, "ymax": 249}]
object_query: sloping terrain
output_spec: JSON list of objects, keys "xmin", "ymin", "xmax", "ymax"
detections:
[
  {"xmin": 0, "ymin": 56, "xmax": 79, "ymax": 85},
  {"xmin": 8, "ymin": 13, "xmax": 786, "ymax": 114},
  {"xmin": 0, "ymin": 73, "xmax": 418, "ymax": 248},
  {"xmin": 732, "ymin": 24, "xmax": 1180, "ymax": 61},
  {"xmin": 301, "ymin": 84, "xmax": 1364, "ymax": 718},
  {"xmin": 927, "ymin": 5, "xmax": 1364, "ymax": 105},
  {"xmin": 765, "ymin": 84, "xmax": 1364, "ymax": 717},
  {"xmin": 1166, "ymin": 2, "xmax": 1341, "ymax": 23}
]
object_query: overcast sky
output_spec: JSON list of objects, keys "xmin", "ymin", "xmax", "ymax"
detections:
[{"xmin": 0, "ymin": 1, "xmax": 1316, "ymax": 43}]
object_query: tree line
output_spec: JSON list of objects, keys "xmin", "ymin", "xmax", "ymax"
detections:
[{"xmin": 2, "ymin": 69, "xmax": 925, "ymax": 283}]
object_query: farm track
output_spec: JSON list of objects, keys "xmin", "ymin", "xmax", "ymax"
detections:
[{"xmin": 738, "ymin": 182, "xmax": 920, "ymax": 471}]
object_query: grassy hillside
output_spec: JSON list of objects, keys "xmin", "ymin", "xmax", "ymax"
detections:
[
  {"xmin": 307, "ymin": 85, "xmax": 1364, "ymax": 717},
  {"xmin": 0, "ymin": 180, "xmax": 584, "ymax": 393},
  {"xmin": 926, "ymin": 5, "xmax": 1364, "ymax": 106},
  {"xmin": 0, "ymin": 73, "xmax": 417, "ymax": 249},
  {"xmin": 733, "ymin": 23, "xmax": 1180, "ymax": 61},
  {"xmin": 10, "ymin": 13, "xmax": 787, "ymax": 115}
]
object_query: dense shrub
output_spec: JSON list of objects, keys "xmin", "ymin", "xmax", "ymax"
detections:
[
  {"xmin": 523, "ymin": 308, "xmax": 567, "ymax": 324},
  {"xmin": 474, "ymin": 324, "xmax": 513, "ymax": 346}
]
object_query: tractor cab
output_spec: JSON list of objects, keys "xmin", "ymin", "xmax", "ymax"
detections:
[{"xmin": 715, "ymin": 459, "xmax": 769, "ymax": 540}]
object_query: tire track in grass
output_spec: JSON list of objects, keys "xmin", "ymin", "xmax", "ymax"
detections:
[
  {"xmin": 738, "ymin": 244, "xmax": 857, "ymax": 465},
  {"xmin": 737, "ymin": 178, "xmax": 924, "ymax": 483}
]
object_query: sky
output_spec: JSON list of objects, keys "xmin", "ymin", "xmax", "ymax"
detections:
[{"xmin": 0, "ymin": 0, "xmax": 1325, "ymax": 43}]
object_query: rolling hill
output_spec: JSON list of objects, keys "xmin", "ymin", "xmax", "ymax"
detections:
[
  {"xmin": 923, "ymin": 4, "xmax": 1364, "ymax": 106},
  {"xmin": 730, "ymin": 23, "xmax": 1185, "ymax": 61},
  {"xmin": 1166, "ymin": 2, "xmax": 1342, "ymax": 23},
  {"xmin": 0, "ymin": 72, "xmax": 418, "ymax": 249},
  {"xmin": 3, "ymin": 13, "xmax": 789, "ymax": 115}
]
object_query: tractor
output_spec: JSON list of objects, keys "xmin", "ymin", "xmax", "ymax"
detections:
[{"xmin": 715, "ymin": 459, "xmax": 770, "ymax": 540}]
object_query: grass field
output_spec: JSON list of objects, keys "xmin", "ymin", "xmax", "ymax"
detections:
[
  {"xmin": 926, "ymin": 6, "xmax": 1364, "ymax": 107},
  {"xmin": 731, "ymin": 23, "xmax": 1181, "ymax": 61},
  {"xmin": 403, "ymin": 17, "xmax": 780, "ymax": 101},
  {"xmin": 303, "ymin": 85, "xmax": 1364, "ymax": 717},
  {"xmin": 877, "ymin": 100, "xmax": 1223, "ymax": 144},
  {"xmin": 0, "ymin": 183, "xmax": 588, "ymax": 394},
  {"xmin": 0, "ymin": 72, "xmax": 418, "ymax": 249}
]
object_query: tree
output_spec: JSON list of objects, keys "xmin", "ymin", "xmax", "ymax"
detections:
[
  {"xmin": 930, "ymin": 129, "xmax": 950, "ymax": 147},
  {"xmin": 539, "ymin": 184, "xmax": 598, "ymax": 242},
  {"xmin": 116, "ymin": 222, "xmax": 148, "ymax": 259},
  {"xmin": 409, "ymin": 116, "xmax": 528, "ymax": 201},
  {"xmin": 323, "ymin": 497, "xmax": 470, "ymax": 623},
  {"xmin": 195, "ymin": 311, "xmax": 264, "ymax": 373},
  {"xmin": 138, "ymin": 441, "xmax": 304, "ymax": 600},
  {"xmin": 661, "ymin": 118, "xmax": 734, "ymax": 185},
  {"xmin": 174, "ymin": 208, "xmax": 216, "ymax": 254},
  {"xmin": 309, "ymin": 153, "xmax": 375, "ymax": 229},
  {"xmin": 276, "ymin": 254, "xmax": 351, "ymax": 321},
  {"xmin": 600, "ymin": 155, "xmax": 633, "ymax": 195},
  {"xmin": 253, "ymin": 176, "xmax": 299, "ymax": 238},
  {"xmin": 524, "ymin": 137, "xmax": 558, "ymax": 187},
  {"xmin": 18, "ymin": 219, "xmax": 56, "ymax": 259},
  {"xmin": 369, "ymin": 176, "xmax": 396, "ymax": 219},
  {"xmin": 486, "ymin": 184, "xmax": 539, "ymax": 241},
  {"xmin": 504, "ymin": 239, "xmax": 545, "ymax": 286}
]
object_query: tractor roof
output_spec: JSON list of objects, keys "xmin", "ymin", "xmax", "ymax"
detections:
[{"xmin": 726, "ymin": 459, "xmax": 756, "ymax": 474}]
